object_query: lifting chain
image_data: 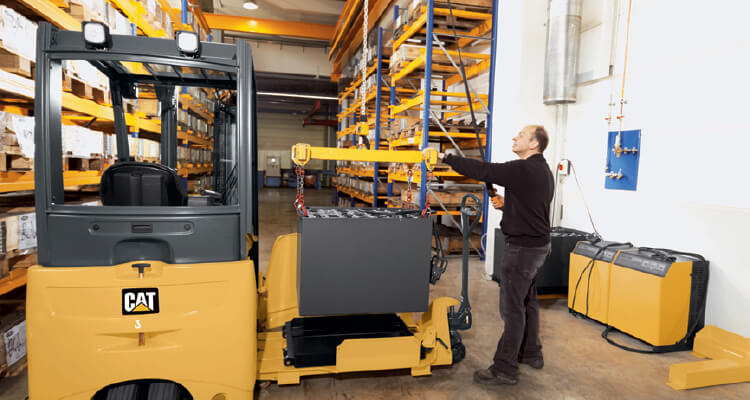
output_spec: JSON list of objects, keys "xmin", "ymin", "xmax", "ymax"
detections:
[
  {"xmin": 360, "ymin": 0, "xmax": 369, "ymax": 119},
  {"xmin": 422, "ymin": 169, "xmax": 433, "ymax": 218},
  {"xmin": 294, "ymin": 165, "xmax": 307, "ymax": 217},
  {"xmin": 406, "ymin": 167, "xmax": 414, "ymax": 209}
]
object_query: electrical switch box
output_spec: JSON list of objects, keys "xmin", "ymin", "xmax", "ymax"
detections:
[
  {"xmin": 558, "ymin": 160, "xmax": 570, "ymax": 176},
  {"xmin": 605, "ymin": 129, "xmax": 641, "ymax": 191}
]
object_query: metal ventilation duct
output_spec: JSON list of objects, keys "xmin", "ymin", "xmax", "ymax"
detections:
[{"xmin": 543, "ymin": 0, "xmax": 583, "ymax": 105}]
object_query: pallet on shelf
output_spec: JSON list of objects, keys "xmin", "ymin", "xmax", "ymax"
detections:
[
  {"xmin": 432, "ymin": 224, "xmax": 482, "ymax": 254},
  {"xmin": 63, "ymin": 154, "xmax": 106, "ymax": 171},
  {"xmin": 409, "ymin": 0, "xmax": 493, "ymax": 15},
  {"xmin": 0, "ymin": 311, "xmax": 26, "ymax": 378},
  {"xmin": 63, "ymin": 72, "xmax": 109, "ymax": 105},
  {"xmin": 68, "ymin": 0, "xmax": 108, "ymax": 24},
  {"xmin": 401, "ymin": 119, "xmax": 486, "ymax": 138},
  {"xmin": 401, "ymin": 189, "xmax": 480, "ymax": 207},
  {"xmin": 0, "ymin": 250, "xmax": 35, "ymax": 280},
  {"xmin": 0, "ymin": 47, "xmax": 32, "ymax": 79},
  {"xmin": 0, "ymin": 151, "xmax": 32, "ymax": 172}
]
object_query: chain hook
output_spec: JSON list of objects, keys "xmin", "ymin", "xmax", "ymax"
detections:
[{"xmin": 294, "ymin": 165, "xmax": 307, "ymax": 217}]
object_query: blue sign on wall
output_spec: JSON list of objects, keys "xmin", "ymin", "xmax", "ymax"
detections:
[{"xmin": 605, "ymin": 129, "xmax": 641, "ymax": 191}]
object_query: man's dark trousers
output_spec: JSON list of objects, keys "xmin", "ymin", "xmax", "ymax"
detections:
[{"xmin": 491, "ymin": 241, "xmax": 551, "ymax": 378}]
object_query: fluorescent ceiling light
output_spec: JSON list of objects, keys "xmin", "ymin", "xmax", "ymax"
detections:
[
  {"xmin": 258, "ymin": 92, "xmax": 337, "ymax": 101},
  {"xmin": 243, "ymin": 1, "xmax": 259, "ymax": 10}
]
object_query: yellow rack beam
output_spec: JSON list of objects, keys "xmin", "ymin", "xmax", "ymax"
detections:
[
  {"xmin": 393, "ymin": 6, "xmax": 492, "ymax": 52},
  {"xmin": 0, "ymin": 170, "xmax": 103, "ymax": 193},
  {"xmin": 445, "ymin": 58, "xmax": 492, "ymax": 86},
  {"xmin": 109, "ymin": 0, "xmax": 166, "ymax": 38},
  {"xmin": 388, "ymin": 170, "xmax": 473, "ymax": 183},
  {"xmin": 390, "ymin": 48, "xmax": 489, "ymax": 86},
  {"xmin": 389, "ymin": 131, "xmax": 486, "ymax": 149},
  {"xmin": 390, "ymin": 92, "xmax": 488, "ymax": 117},
  {"xmin": 336, "ymin": 184, "xmax": 374, "ymax": 204},
  {"xmin": 0, "ymin": 269, "xmax": 28, "ymax": 296},
  {"xmin": 329, "ymin": 0, "xmax": 363, "ymax": 56},
  {"xmin": 1, "ymin": 70, "xmax": 161, "ymax": 135},
  {"xmin": 15, "ymin": 0, "xmax": 80, "ymax": 30}
]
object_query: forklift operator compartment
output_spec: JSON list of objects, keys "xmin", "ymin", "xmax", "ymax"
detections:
[{"xmin": 32, "ymin": 22, "xmax": 258, "ymax": 267}]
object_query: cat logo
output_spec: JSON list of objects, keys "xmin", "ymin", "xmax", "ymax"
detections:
[{"xmin": 122, "ymin": 288, "xmax": 160, "ymax": 315}]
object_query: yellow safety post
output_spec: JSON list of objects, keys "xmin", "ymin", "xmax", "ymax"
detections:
[{"xmin": 668, "ymin": 325, "xmax": 750, "ymax": 390}]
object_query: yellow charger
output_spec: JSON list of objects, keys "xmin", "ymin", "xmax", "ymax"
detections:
[
  {"xmin": 567, "ymin": 241, "xmax": 633, "ymax": 324},
  {"xmin": 606, "ymin": 249, "xmax": 709, "ymax": 350}
]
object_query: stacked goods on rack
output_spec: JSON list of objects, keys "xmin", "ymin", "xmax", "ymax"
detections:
[
  {"xmin": 432, "ymin": 224, "xmax": 482, "ymax": 254},
  {"xmin": 63, "ymin": 60, "xmax": 110, "ymax": 105},
  {"xmin": 105, "ymin": 2, "xmax": 134, "ymax": 36},
  {"xmin": 62, "ymin": 124, "xmax": 107, "ymax": 170},
  {"xmin": 0, "ymin": 311, "xmax": 26, "ymax": 378},
  {"xmin": 2, "ymin": 112, "xmax": 115, "ymax": 172},
  {"xmin": 186, "ymin": 175, "xmax": 211, "ymax": 194},
  {"xmin": 0, "ymin": 207, "xmax": 37, "ymax": 278},
  {"xmin": 68, "ymin": 0, "xmax": 108, "ymax": 24},
  {"xmin": 137, "ymin": 98, "xmax": 160, "ymax": 119},
  {"xmin": 0, "ymin": 6, "xmax": 36, "ymax": 78},
  {"xmin": 0, "ymin": 193, "xmax": 100, "ymax": 280},
  {"xmin": 384, "ymin": 0, "xmax": 493, "ymax": 222},
  {"xmin": 128, "ymin": 136, "xmax": 159, "ymax": 162},
  {"xmin": 180, "ymin": 87, "xmax": 214, "ymax": 139},
  {"xmin": 0, "ymin": 112, "xmax": 33, "ymax": 172}
]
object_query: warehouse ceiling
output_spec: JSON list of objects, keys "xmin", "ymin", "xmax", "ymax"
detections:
[
  {"xmin": 212, "ymin": 0, "xmax": 344, "ymax": 25},
  {"xmin": 199, "ymin": 0, "xmax": 343, "ymax": 118},
  {"xmin": 254, "ymin": 72, "xmax": 338, "ymax": 117}
]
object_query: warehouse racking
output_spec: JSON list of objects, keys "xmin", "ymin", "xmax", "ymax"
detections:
[
  {"xmin": 0, "ymin": 0, "xmax": 217, "ymax": 296},
  {"xmin": 333, "ymin": 0, "xmax": 496, "ymax": 256}
]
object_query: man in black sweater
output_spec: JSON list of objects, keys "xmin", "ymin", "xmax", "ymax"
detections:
[{"xmin": 439, "ymin": 125, "xmax": 554, "ymax": 385}]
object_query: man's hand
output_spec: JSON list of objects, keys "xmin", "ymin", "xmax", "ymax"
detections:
[
  {"xmin": 437, "ymin": 152, "xmax": 445, "ymax": 162},
  {"xmin": 490, "ymin": 194, "xmax": 504, "ymax": 210}
]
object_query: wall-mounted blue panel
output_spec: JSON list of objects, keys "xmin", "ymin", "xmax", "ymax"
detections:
[{"xmin": 605, "ymin": 129, "xmax": 641, "ymax": 191}]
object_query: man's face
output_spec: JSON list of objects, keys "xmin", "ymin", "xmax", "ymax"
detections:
[{"xmin": 512, "ymin": 127, "xmax": 538, "ymax": 155}]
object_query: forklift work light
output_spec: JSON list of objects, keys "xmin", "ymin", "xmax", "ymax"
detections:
[
  {"xmin": 176, "ymin": 31, "xmax": 201, "ymax": 57},
  {"xmin": 82, "ymin": 22, "xmax": 111, "ymax": 49}
]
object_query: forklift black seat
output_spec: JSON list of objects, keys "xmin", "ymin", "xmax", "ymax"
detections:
[{"xmin": 100, "ymin": 162, "xmax": 188, "ymax": 206}]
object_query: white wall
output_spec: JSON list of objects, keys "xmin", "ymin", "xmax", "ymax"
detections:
[
  {"xmin": 248, "ymin": 41, "xmax": 332, "ymax": 76},
  {"xmin": 258, "ymin": 112, "xmax": 328, "ymax": 171},
  {"xmin": 489, "ymin": 0, "xmax": 750, "ymax": 337}
]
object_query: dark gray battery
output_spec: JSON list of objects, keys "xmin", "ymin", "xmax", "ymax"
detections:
[{"xmin": 297, "ymin": 208, "xmax": 432, "ymax": 316}]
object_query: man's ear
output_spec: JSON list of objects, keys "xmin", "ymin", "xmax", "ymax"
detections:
[{"xmin": 529, "ymin": 138, "xmax": 540, "ymax": 151}]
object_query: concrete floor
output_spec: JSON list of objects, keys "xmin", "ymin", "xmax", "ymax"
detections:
[{"xmin": 2, "ymin": 187, "xmax": 749, "ymax": 399}]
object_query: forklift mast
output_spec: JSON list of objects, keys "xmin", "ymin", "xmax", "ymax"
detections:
[{"xmin": 33, "ymin": 22, "xmax": 259, "ymax": 268}]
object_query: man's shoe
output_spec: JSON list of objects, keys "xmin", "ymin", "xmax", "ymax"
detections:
[
  {"xmin": 473, "ymin": 368, "xmax": 518, "ymax": 385},
  {"xmin": 519, "ymin": 358, "xmax": 544, "ymax": 369}
]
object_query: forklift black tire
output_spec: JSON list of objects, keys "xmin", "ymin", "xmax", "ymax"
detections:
[
  {"xmin": 104, "ymin": 384, "xmax": 137, "ymax": 400},
  {"xmin": 451, "ymin": 342, "xmax": 466, "ymax": 364},
  {"xmin": 147, "ymin": 382, "xmax": 184, "ymax": 400}
]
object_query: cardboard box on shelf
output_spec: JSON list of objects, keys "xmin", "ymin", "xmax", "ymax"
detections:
[{"xmin": 0, "ymin": 312, "xmax": 26, "ymax": 378}]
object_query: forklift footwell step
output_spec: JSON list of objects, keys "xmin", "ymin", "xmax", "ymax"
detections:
[{"xmin": 283, "ymin": 314, "xmax": 413, "ymax": 368}]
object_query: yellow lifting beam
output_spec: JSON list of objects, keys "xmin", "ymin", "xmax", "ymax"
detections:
[
  {"xmin": 668, "ymin": 325, "xmax": 750, "ymax": 390},
  {"xmin": 291, "ymin": 142, "xmax": 438, "ymax": 170}
]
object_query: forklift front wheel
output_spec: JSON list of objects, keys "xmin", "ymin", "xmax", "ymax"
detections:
[{"xmin": 452, "ymin": 342, "xmax": 466, "ymax": 364}]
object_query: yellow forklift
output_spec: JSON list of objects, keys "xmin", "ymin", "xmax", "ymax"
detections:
[{"xmin": 27, "ymin": 23, "xmax": 478, "ymax": 399}]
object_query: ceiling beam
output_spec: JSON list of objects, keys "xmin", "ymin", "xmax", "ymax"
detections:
[{"xmin": 204, "ymin": 13, "xmax": 335, "ymax": 42}]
